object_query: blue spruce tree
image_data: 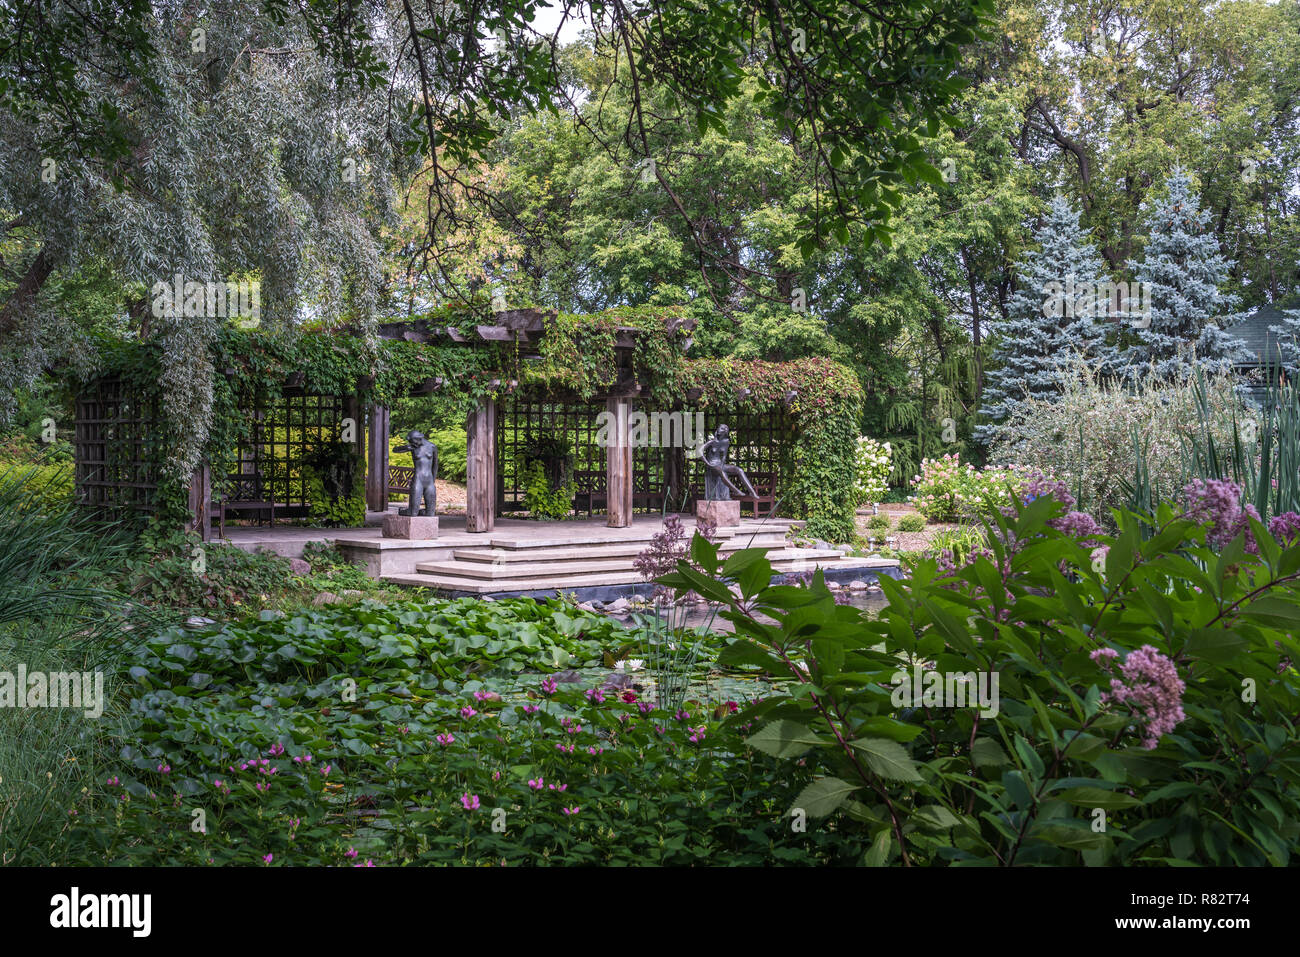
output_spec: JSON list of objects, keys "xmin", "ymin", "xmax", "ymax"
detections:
[
  {"xmin": 1120, "ymin": 169, "xmax": 1247, "ymax": 380},
  {"xmin": 976, "ymin": 196, "xmax": 1111, "ymax": 446}
]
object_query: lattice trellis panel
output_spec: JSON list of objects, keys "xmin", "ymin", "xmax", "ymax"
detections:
[
  {"xmin": 686, "ymin": 408, "xmax": 791, "ymax": 513},
  {"xmin": 496, "ymin": 396, "xmax": 605, "ymax": 513},
  {"xmin": 74, "ymin": 376, "xmax": 163, "ymax": 519},
  {"xmin": 226, "ymin": 391, "xmax": 348, "ymax": 520},
  {"xmin": 495, "ymin": 395, "xmax": 673, "ymax": 515}
]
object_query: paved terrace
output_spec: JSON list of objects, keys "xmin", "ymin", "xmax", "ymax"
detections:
[{"xmin": 221, "ymin": 513, "xmax": 901, "ymax": 601}]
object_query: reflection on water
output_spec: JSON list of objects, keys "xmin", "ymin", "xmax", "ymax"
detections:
[{"xmin": 677, "ymin": 590, "xmax": 889, "ymax": 633}]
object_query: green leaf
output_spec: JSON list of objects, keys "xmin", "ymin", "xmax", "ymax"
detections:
[
  {"xmin": 1056, "ymin": 786, "xmax": 1142, "ymax": 810},
  {"xmin": 913, "ymin": 805, "xmax": 961, "ymax": 830},
  {"xmin": 1182, "ymin": 628, "xmax": 1248, "ymax": 663},
  {"xmin": 971, "ymin": 737, "xmax": 1009, "ymax": 767},
  {"xmin": 745, "ymin": 719, "xmax": 829, "ymax": 758},
  {"xmin": 792, "ymin": 776, "xmax": 859, "ymax": 818},
  {"xmin": 716, "ymin": 638, "xmax": 785, "ymax": 673},
  {"xmin": 863, "ymin": 828, "xmax": 892, "ymax": 866},
  {"xmin": 849, "ymin": 737, "xmax": 922, "ymax": 782}
]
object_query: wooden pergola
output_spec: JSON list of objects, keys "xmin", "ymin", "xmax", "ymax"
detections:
[
  {"xmin": 75, "ymin": 307, "xmax": 800, "ymax": 540},
  {"xmin": 361, "ymin": 307, "xmax": 698, "ymax": 534}
]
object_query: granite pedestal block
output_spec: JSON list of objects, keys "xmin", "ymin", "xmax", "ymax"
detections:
[
  {"xmin": 695, "ymin": 499, "xmax": 741, "ymax": 528},
  {"xmin": 383, "ymin": 514, "xmax": 439, "ymax": 539}
]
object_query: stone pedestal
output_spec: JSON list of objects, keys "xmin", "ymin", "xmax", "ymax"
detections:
[
  {"xmin": 383, "ymin": 513, "xmax": 439, "ymax": 539},
  {"xmin": 695, "ymin": 499, "xmax": 740, "ymax": 529}
]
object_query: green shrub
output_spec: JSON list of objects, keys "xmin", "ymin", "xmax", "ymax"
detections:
[
  {"xmin": 111, "ymin": 530, "xmax": 296, "ymax": 616},
  {"xmin": 0, "ymin": 435, "xmax": 74, "ymax": 512},
  {"xmin": 0, "ymin": 468, "xmax": 129, "ymax": 865},
  {"xmin": 989, "ymin": 362, "xmax": 1250, "ymax": 518},
  {"xmin": 662, "ymin": 496, "xmax": 1300, "ymax": 865},
  {"xmin": 866, "ymin": 514, "xmax": 892, "ymax": 530},
  {"xmin": 429, "ymin": 427, "xmax": 468, "ymax": 483},
  {"xmin": 920, "ymin": 524, "xmax": 986, "ymax": 566},
  {"xmin": 909, "ymin": 452, "xmax": 1026, "ymax": 523},
  {"xmin": 305, "ymin": 442, "xmax": 366, "ymax": 527},
  {"xmin": 521, "ymin": 460, "xmax": 573, "ymax": 520},
  {"xmin": 896, "ymin": 512, "xmax": 926, "ymax": 532}
]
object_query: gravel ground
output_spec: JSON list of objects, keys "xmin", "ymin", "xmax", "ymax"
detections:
[
  {"xmin": 391, "ymin": 480, "xmax": 467, "ymax": 513},
  {"xmin": 854, "ymin": 504, "xmax": 957, "ymax": 553}
]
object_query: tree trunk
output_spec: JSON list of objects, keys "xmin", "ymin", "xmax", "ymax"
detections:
[{"xmin": 0, "ymin": 246, "xmax": 56, "ymax": 338}]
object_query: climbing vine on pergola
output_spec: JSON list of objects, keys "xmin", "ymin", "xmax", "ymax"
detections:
[{"xmin": 73, "ymin": 306, "xmax": 863, "ymax": 542}]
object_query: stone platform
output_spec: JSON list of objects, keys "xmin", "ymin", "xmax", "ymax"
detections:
[{"xmin": 218, "ymin": 512, "xmax": 902, "ymax": 599}]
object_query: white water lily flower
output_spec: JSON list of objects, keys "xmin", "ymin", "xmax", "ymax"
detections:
[{"xmin": 613, "ymin": 659, "xmax": 646, "ymax": 672}]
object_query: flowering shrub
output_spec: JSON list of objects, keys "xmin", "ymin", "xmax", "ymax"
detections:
[
  {"xmin": 987, "ymin": 361, "xmax": 1250, "ymax": 518},
  {"xmin": 908, "ymin": 453, "xmax": 1036, "ymax": 523},
  {"xmin": 664, "ymin": 496, "xmax": 1300, "ymax": 865},
  {"xmin": 853, "ymin": 437, "xmax": 892, "ymax": 506}
]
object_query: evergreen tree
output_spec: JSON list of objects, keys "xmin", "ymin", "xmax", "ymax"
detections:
[
  {"xmin": 975, "ymin": 196, "xmax": 1111, "ymax": 446},
  {"xmin": 1120, "ymin": 169, "xmax": 1247, "ymax": 380}
]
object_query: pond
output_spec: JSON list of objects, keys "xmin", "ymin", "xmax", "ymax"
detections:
[{"xmin": 677, "ymin": 589, "xmax": 888, "ymax": 633}]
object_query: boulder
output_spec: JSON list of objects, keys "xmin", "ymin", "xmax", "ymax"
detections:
[
  {"xmin": 289, "ymin": 558, "xmax": 311, "ymax": 576},
  {"xmin": 312, "ymin": 591, "xmax": 341, "ymax": 606}
]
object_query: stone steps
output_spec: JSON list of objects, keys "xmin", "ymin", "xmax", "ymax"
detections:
[
  {"xmin": 415, "ymin": 545, "xmax": 836, "ymax": 581},
  {"xmin": 449, "ymin": 535, "xmax": 789, "ymax": 564},
  {"xmin": 384, "ymin": 538, "xmax": 883, "ymax": 596}
]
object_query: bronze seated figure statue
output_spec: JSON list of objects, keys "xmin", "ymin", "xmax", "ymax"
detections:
[{"xmin": 699, "ymin": 424, "xmax": 757, "ymax": 501}]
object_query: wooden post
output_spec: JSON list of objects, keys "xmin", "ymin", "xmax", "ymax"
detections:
[
  {"xmin": 189, "ymin": 463, "xmax": 211, "ymax": 542},
  {"xmin": 466, "ymin": 397, "xmax": 497, "ymax": 532},
  {"xmin": 606, "ymin": 397, "xmax": 633, "ymax": 527},
  {"xmin": 366, "ymin": 404, "xmax": 390, "ymax": 512}
]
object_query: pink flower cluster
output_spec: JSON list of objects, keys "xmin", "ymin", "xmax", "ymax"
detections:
[
  {"xmin": 1181, "ymin": 479, "xmax": 1262, "ymax": 552},
  {"xmin": 1090, "ymin": 645, "xmax": 1186, "ymax": 749},
  {"xmin": 1269, "ymin": 511, "xmax": 1300, "ymax": 545},
  {"xmin": 633, "ymin": 514, "xmax": 688, "ymax": 582}
]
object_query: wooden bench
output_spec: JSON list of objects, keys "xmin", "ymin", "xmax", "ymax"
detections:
[
  {"xmin": 211, "ymin": 473, "xmax": 276, "ymax": 537},
  {"xmin": 387, "ymin": 464, "xmax": 415, "ymax": 499},
  {"xmin": 572, "ymin": 469, "xmax": 667, "ymax": 516},
  {"xmin": 572, "ymin": 469, "xmax": 606, "ymax": 517}
]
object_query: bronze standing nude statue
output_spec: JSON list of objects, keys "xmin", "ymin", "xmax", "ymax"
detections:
[{"xmin": 393, "ymin": 430, "xmax": 439, "ymax": 517}]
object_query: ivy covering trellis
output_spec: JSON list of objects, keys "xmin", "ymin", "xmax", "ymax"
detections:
[{"xmin": 74, "ymin": 305, "xmax": 864, "ymax": 541}]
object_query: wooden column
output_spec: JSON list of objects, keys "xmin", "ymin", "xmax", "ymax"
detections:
[
  {"xmin": 188, "ymin": 463, "xmax": 212, "ymax": 542},
  {"xmin": 466, "ymin": 397, "xmax": 497, "ymax": 532},
  {"xmin": 366, "ymin": 404, "xmax": 390, "ymax": 512},
  {"xmin": 606, "ymin": 397, "xmax": 633, "ymax": 527}
]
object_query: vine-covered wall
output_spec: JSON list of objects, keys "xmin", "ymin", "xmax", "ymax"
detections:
[
  {"xmin": 681, "ymin": 356, "xmax": 864, "ymax": 542},
  {"xmin": 79, "ymin": 313, "xmax": 862, "ymax": 541}
]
